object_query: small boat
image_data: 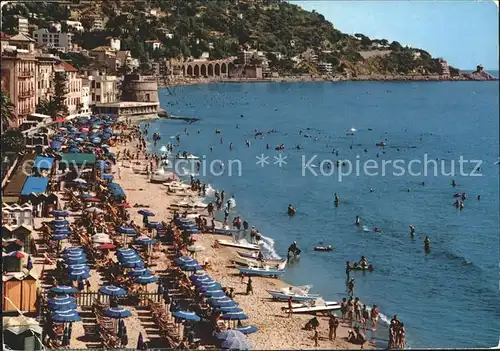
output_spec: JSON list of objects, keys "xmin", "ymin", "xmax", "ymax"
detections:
[
  {"xmin": 175, "ymin": 153, "xmax": 199, "ymax": 160},
  {"xmin": 233, "ymin": 256, "xmax": 286, "ymax": 268},
  {"xmin": 349, "ymin": 264, "xmax": 374, "ymax": 272},
  {"xmin": 217, "ymin": 239, "xmax": 260, "ymax": 251},
  {"xmin": 267, "ymin": 285, "xmax": 320, "ymax": 302},
  {"xmin": 238, "ymin": 262, "xmax": 286, "ymax": 277},
  {"xmin": 214, "ymin": 227, "xmax": 242, "ymax": 235},
  {"xmin": 283, "ymin": 298, "xmax": 341, "ymax": 314},
  {"xmin": 314, "ymin": 245, "xmax": 333, "ymax": 252},
  {"xmin": 150, "ymin": 170, "xmax": 176, "ymax": 183},
  {"xmin": 237, "ymin": 251, "xmax": 283, "ymax": 264},
  {"xmin": 376, "ymin": 142, "xmax": 386, "ymax": 147}
]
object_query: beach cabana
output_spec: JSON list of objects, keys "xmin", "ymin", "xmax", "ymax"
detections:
[
  {"xmin": 2, "ymin": 272, "xmax": 38, "ymax": 313},
  {"xmin": 20, "ymin": 177, "xmax": 50, "ymax": 211}
]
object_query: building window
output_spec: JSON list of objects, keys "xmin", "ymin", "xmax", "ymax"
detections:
[
  {"xmin": 96, "ymin": 82, "xmax": 100, "ymax": 89},
  {"xmin": 92, "ymin": 93, "xmax": 95, "ymax": 101},
  {"xmin": 96, "ymin": 95, "xmax": 100, "ymax": 102}
]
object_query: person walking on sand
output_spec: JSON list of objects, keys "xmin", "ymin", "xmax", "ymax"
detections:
[
  {"xmin": 329, "ymin": 314, "xmax": 339, "ymax": 340},
  {"xmin": 246, "ymin": 277, "xmax": 253, "ymax": 295},
  {"xmin": 313, "ymin": 328, "xmax": 319, "ymax": 347},
  {"xmin": 288, "ymin": 296, "xmax": 293, "ymax": 318}
]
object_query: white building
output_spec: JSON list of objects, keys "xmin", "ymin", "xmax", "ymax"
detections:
[
  {"xmin": 64, "ymin": 20, "xmax": 84, "ymax": 32},
  {"xmin": 17, "ymin": 17, "xmax": 29, "ymax": 35},
  {"xmin": 317, "ymin": 62, "xmax": 333, "ymax": 74},
  {"xmin": 83, "ymin": 70, "xmax": 118, "ymax": 107},
  {"xmin": 32, "ymin": 28, "xmax": 73, "ymax": 53},
  {"xmin": 80, "ymin": 85, "xmax": 91, "ymax": 115}
]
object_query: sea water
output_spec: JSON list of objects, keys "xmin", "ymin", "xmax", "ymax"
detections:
[{"xmin": 146, "ymin": 80, "xmax": 499, "ymax": 348}]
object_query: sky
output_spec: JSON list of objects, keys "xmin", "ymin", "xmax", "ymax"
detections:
[{"xmin": 295, "ymin": 0, "xmax": 499, "ymax": 70}]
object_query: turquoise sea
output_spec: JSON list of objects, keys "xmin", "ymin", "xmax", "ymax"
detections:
[{"xmin": 146, "ymin": 79, "xmax": 499, "ymax": 348}]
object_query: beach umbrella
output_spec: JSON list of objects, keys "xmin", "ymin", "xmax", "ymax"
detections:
[
  {"xmin": 117, "ymin": 252, "xmax": 139, "ymax": 261},
  {"xmin": 202, "ymin": 290, "xmax": 226, "ymax": 298},
  {"xmin": 73, "ymin": 178, "xmax": 87, "ymax": 184},
  {"xmin": 117, "ymin": 226, "xmax": 137, "ymax": 235},
  {"xmin": 51, "ymin": 309, "xmax": 81, "ymax": 323},
  {"xmin": 50, "ymin": 234, "xmax": 68, "ymax": 241},
  {"xmin": 67, "ymin": 264, "xmax": 89, "ymax": 271},
  {"xmin": 63, "ymin": 251, "xmax": 84, "ymax": 258},
  {"xmin": 120, "ymin": 259, "xmax": 145, "ymax": 268},
  {"xmin": 53, "ymin": 228, "xmax": 71, "ymax": 235},
  {"xmin": 199, "ymin": 283, "xmax": 223, "ymax": 292},
  {"xmin": 48, "ymin": 296, "xmax": 78, "ymax": 311},
  {"xmin": 180, "ymin": 263, "xmax": 203, "ymax": 272},
  {"xmin": 137, "ymin": 209, "xmax": 155, "ymax": 216},
  {"xmin": 51, "ymin": 210, "xmax": 71, "ymax": 217},
  {"xmin": 209, "ymin": 298, "xmax": 238, "ymax": 308},
  {"xmin": 135, "ymin": 275, "xmax": 158, "ymax": 285},
  {"xmin": 117, "ymin": 247, "xmax": 135, "ymax": 253},
  {"xmin": 62, "ymin": 246, "xmax": 83, "ymax": 254},
  {"xmin": 68, "ymin": 269, "xmax": 90, "ymax": 281},
  {"xmin": 221, "ymin": 312, "xmax": 249, "ymax": 321},
  {"xmin": 214, "ymin": 306, "xmax": 243, "ymax": 314},
  {"xmin": 98, "ymin": 285, "xmax": 127, "ymax": 296},
  {"xmin": 137, "ymin": 332, "xmax": 144, "ymax": 350},
  {"xmin": 234, "ymin": 326, "xmax": 258, "ymax": 335},
  {"xmin": 50, "ymin": 285, "xmax": 79, "ymax": 294},
  {"xmin": 216, "ymin": 329, "xmax": 247, "ymax": 341},
  {"xmin": 103, "ymin": 307, "xmax": 132, "ymax": 319},
  {"xmin": 193, "ymin": 278, "xmax": 218, "ymax": 287},
  {"xmin": 127, "ymin": 268, "xmax": 153, "ymax": 277},
  {"xmin": 189, "ymin": 272, "xmax": 209, "ymax": 280},
  {"xmin": 92, "ymin": 234, "xmax": 111, "ymax": 244},
  {"xmin": 51, "ymin": 219, "xmax": 69, "ymax": 225},
  {"xmin": 172, "ymin": 311, "xmax": 201, "ymax": 322},
  {"xmin": 221, "ymin": 337, "xmax": 251, "ymax": 350},
  {"xmin": 64, "ymin": 256, "xmax": 88, "ymax": 265},
  {"xmin": 84, "ymin": 207, "xmax": 104, "ymax": 213},
  {"xmin": 135, "ymin": 237, "xmax": 156, "ymax": 245},
  {"xmin": 174, "ymin": 256, "xmax": 196, "ymax": 266}
]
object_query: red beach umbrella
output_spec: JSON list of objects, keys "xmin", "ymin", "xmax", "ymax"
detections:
[{"xmin": 85, "ymin": 198, "xmax": 101, "ymax": 202}]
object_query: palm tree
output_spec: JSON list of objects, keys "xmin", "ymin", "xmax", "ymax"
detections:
[{"xmin": 1, "ymin": 89, "xmax": 16, "ymax": 132}]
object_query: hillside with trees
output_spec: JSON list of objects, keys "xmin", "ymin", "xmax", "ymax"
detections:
[{"xmin": 2, "ymin": 0, "xmax": 458, "ymax": 76}]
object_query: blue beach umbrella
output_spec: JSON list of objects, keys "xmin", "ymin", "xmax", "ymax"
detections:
[
  {"xmin": 51, "ymin": 219, "xmax": 69, "ymax": 225},
  {"xmin": 193, "ymin": 278, "xmax": 218, "ymax": 287},
  {"xmin": 48, "ymin": 297, "xmax": 78, "ymax": 311},
  {"xmin": 62, "ymin": 246, "xmax": 83, "ymax": 253},
  {"xmin": 120, "ymin": 259, "xmax": 145, "ymax": 268},
  {"xmin": 221, "ymin": 312, "xmax": 249, "ymax": 321},
  {"xmin": 209, "ymin": 298, "xmax": 238, "ymax": 308},
  {"xmin": 54, "ymin": 228, "xmax": 71, "ymax": 234},
  {"xmin": 64, "ymin": 256, "xmax": 88, "ymax": 265},
  {"xmin": 68, "ymin": 269, "xmax": 90, "ymax": 281},
  {"xmin": 117, "ymin": 226, "xmax": 137, "ymax": 235},
  {"xmin": 214, "ymin": 306, "xmax": 243, "ymax": 313},
  {"xmin": 117, "ymin": 251, "xmax": 139, "ymax": 261},
  {"xmin": 67, "ymin": 264, "xmax": 89, "ymax": 271},
  {"xmin": 98, "ymin": 285, "xmax": 127, "ymax": 296},
  {"xmin": 137, "ymin": 209, "xmax": 155, "ymax": 216},
  {"xmin": 174, "ymin": 256, "xmax": 196, "ymax": 266},
  {"xmin": 104, "ymin": 307, "xmax": 132, "ymax": 319},
  {"xmin": 221, "ymin": 337, "xmax": 251, "ymax": 350},
  {"xmin": 51, "ymin": 210, "xmax": 71, "ymax": 217},
  {"xmin": 234, "ymin": 326, "xmax": 258, "ymax": 335},
  {"xmin": 51, "ymin": 234, "xmax": 68, "ymax": 241},
  {"xmin": 199, "ymin": 283, "xmax": 223, "ymax": 292},
  {"xmin": 50, "ymin": 285, "xmax": 79, "ymax": 294},
  {"xmin": 135, "ymin": 275, "xmax": 159, "ymax": 285},
  {"xmin": 116, "ymin": 248, "xmax": 136, "ymax": 254},
  {"xmin": 51, "ymin": 309, "xmax": 81, "ymax": 323},
  {"xmin": 180, "ymin": 263, "xmax": 203, "ymax": 272},
  {"xmin": 127, "ymin": 268, "xmax": 153, "ymax": 277},
  {"xmin": 216, "ymin": 329, "xmax": 247, "ymax": 341},
  {"xmin": 189, "ymin": 272, "xmax": 209, "ymax": 281},
  {"xmin": 63, "ymin": 251, "xmax": 84, "ymax": 258},
  {"xmin": 172, "ymin": 310, "xmax": 201, "ymax": 322},
  {"xmin": 202, "ymin": 290, "xmax": 226, "ymax": 298},
  {"xmin": 135, "ymin": 237, "xmax": 156, "ymax": 245}
]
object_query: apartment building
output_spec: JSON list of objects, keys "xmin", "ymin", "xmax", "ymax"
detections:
[
  {"xmin": 32, "ymin": 28, "xmax": 73, "ymax": 53},
  {"xmin": 17, "ymin": 17, "xmax": 29, "ymax": 35},
  {"xmin": 1, "ymin": 34, "xmax": 37, "ymax": 127},
  {"xmin": 53, "ymin": 61, "xmax": 82, "ymax": 116},
  {"xmin": 35, "ymin": 54, "xmax": 57, "ymax": 104},
  {"xmin": 317, "ymin": 62, "xmax": 333, "ymax": 74},
  {"xmin": 82, "ymin": 70, "xmax": 118, "ymax": 106}
]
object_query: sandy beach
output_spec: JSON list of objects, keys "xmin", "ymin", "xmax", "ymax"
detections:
[{"xmin": 105, "ymin": 130, "xmax": 375, "ymax": 350}]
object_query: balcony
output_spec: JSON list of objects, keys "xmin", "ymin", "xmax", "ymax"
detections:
[
  {"xmin": 19, "ymin": 90, "xmax": 35, "ymax": 98},
  {"xmin": 18, "ymin": 70, "xmax": 35, "ymax": 78}
]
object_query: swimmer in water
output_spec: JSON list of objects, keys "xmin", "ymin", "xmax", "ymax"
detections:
[
  {"xmin": 452, "ymin": 180, "xmax": 456, "ymax": 187},
  {"xmin": 409, "ymin": 224, "xmax": 415, "ymax": 237},
  {"xmin": 355, "ymin": 215, "xmax": 360, "ymax": 226},
  {"xmin": 229, "ymin": 143, "xmax": 233, "ymax": 151}
]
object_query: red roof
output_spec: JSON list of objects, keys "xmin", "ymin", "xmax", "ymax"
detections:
[
  {"xmin": 0, "ymin": 32, "xmax": 11, "ymax": 39},
  {"xmin": 59, "ymin": 61, "xmax": 78, "ymax": 72}
]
